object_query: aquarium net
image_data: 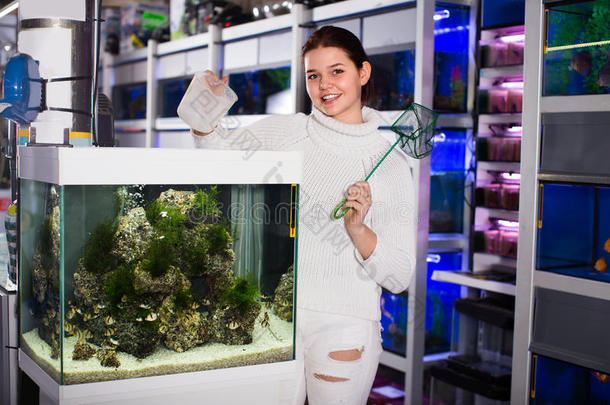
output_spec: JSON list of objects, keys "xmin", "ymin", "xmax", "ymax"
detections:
[{"xmin": 390, "ymin": 103, "xmax": 439, "ymax": 159}]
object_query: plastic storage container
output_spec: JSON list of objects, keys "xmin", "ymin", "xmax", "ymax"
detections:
[
  {"xmin": 18, "ymin": 147, "xmax": 301, "ymax": 385},
  {"xmin": 178, "ymin": 71, "xmax": 237, "ymax": 133}
]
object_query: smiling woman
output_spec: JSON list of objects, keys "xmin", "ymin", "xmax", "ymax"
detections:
[{"xmin": 186, "ymin": 26, "xmax": 417, "ymax": 405}]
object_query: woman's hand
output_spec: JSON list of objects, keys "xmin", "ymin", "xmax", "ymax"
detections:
[
  {"xmin": 343, "ymin": 181, "xmax": 377, "ymax": 259},
  {"xmin": 203, "ymin": 70, "xmax": 229, "ymax": 97},
  {"xmin": 344, "ymin": 181, "xmax": 372, "ymax": 234},
  {"xmin": 191, "ymin": 70, "xmax": 229, "ymax": 136}
]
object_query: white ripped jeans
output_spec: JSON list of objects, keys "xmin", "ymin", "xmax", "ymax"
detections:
[{"xmin": 292, "ymin": 308, "xmax": 382, "ymax": 405}]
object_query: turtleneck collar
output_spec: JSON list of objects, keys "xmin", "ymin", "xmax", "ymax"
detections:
[{"xmin": 307, "ymin": 106, "xmax": 388, "ymax": 155}]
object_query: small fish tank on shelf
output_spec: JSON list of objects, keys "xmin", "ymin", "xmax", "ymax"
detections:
[
  {"xmin": 537, "ymin": 182, "xmax": 610, "ymax": 283},
  {"xmin": 433, "ymin": 3, "xmax": 470, "ymax": 113},
  {"xmin": 530, "ymin": 355, "xmax": 610, "ymax": 404},
  {"xmin": 380, "ymin": 252, "xmax": 462, "ymax": 356},
  {"xmin": 18, "ymin": 147, "xmax": 301, "ymax": 393},
  {"xmin": 227, "ymin": 66, "xmax": 291, "ymax": 115},
  {"xmin": 543, "ymin": 0, "xmax": 610, "ymax": 96}
]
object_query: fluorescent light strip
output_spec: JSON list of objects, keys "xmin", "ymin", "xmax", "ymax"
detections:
[
  {"xmin": 500, "ymin": 81, "xmax": 524, "ymax": 89},
  {"xmin": 499, "ymin": 34, "xmax": 524, "ymax": 43},
  {"xmin": 546, "ymin": 39, "xmax": 610, "ymax": 52},
  {"xmin": 0, "ymin": 1, "xmax": 18, "ymax": 19}
]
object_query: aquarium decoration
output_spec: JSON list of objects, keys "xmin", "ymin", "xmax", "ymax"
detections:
[{"xmin": 24, "ymin": 184, "xmax": 295, "ymax": 383}]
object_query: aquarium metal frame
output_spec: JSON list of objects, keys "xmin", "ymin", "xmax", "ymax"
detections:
[{"xmin": 513, "ymin": 0, "xmax": 610, "ymax": 402}]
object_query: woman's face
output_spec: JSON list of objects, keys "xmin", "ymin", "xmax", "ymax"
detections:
[{"xmin": 304, "ymin": 46, "xmax": 371, "ymax": 125}]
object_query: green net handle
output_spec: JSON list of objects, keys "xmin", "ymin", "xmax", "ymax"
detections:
[{"xmin": 332, "ymin": 198, "xmax": 349, "ymax": 219}]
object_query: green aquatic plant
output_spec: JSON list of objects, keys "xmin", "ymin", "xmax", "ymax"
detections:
[
  {"xmin": 83, "ymin": 220, "xmax": 118, "ymax": 274},
  {"xmin": 141, "ymin": 237, "xmax": 176, "ymax": 278},
  {"xmin": 145, "ymin": 199, "xmax": 186, "ymax": 236},
  {"xmin": 104, "ymin": 262, "xmax": 136, "ymax": 306},
  {"xmin": 220, "ymin": 278, "xmax": 260, "ymax": 312},
  {"xmin": 191, "ymin": 186, "xmax": 221, "ymax": 221},
  {"xmin": 207, "ymin": 222, "xmax": 232, "ymax": 255},
  {"xmin": 174, "ymin": 290, "xmax": 194, "ymax": 312}
]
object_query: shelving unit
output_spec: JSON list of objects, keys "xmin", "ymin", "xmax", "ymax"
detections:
[
  {"xmin": 512, "ymin": 1, "xmax": 610, "ymax": 402},
  {"xmin": 428, "ymin": 14, "xmax": 525, "ymax": 403}
]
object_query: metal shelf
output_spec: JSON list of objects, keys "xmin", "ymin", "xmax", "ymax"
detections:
[
  {"xmin": 477, "ymin": 161, "xmax": 520, "ymax": 173},
  {"xmin": 478, "ymin": 113, "xmax": 522, "ymax": 124},
  {"xmin": 222, "ymin": 14, "xmax": 292, "ymax": 42},
  {"xmin": 115, "ymin": 119, "xmax": 146, "ymax": 133},
  {"xmin": 428, "ymin": 233, "xmax": 466, "ymax": 251},
  {"xmin": 431, "ymin": 270, "xmax": 516, "ymax": 296},
  {"xmin": 476, "ymin": 207, "xmax": 519, "ymax": 222},
  {"xmin": 380, "ymin": 350, "xmax": 407, "ymax": 373},
  {"xmin": 540, "ymin": 94, "xmax": 610, "ymax": 114},
  {"xmin": 311, "ymin": 0, "xmax": 413, "ymax": 22},
  {"xmin": 533, "ymin": 270, "xmax": 610, "ymax": 303},
  {"xmin": 473, "ymin": 252, "xmax": 517, "ymax": 270},
  {"xmin": 480, "ymin": 65, "xmax": 523, "ymax": 79},
  {"xmin": 110, "ymin": 48, "xmax": 148, "ymax": 66},
  {"xmin": 156, "ymin": 32, "xmax": 210, "ymax": 56},
  {"xmin": 538, "ymin": 172, "xmax": 610, "ymax": 186}
]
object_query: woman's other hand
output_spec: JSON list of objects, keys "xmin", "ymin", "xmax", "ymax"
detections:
[
  {"xmin": 344, "ymin": 181, "xmax": 372, "ymax": 234},
  {"xmin": 203, "ymin": 69, "xmax": 229, "ymax": 97}
]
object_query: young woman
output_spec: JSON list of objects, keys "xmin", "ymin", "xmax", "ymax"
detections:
[{"xmin": 191, "ymin": 26, "xmax": 415, "ymax": 405}]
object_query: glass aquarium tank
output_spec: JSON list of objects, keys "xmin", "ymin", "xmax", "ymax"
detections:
[
  {"xmin": 18, "ymin": 147, "xmax": 300, "ymax": 385},
  {"xmin": 369, "ymin": 49, "xmax": 415, "ymax": 111},
  {"xmin": 430, "ymin": 172, "xmax": 466, "ymax": 234},
  {"xmin": 430, "ymin": 129, "xmax": 468, "ymax": 173},
  {"xmin": 112, "ymin": 82, "xmax": 147, "ymax": 120},
  {"xmin": 158, "ymin": 76, "xmax": 191, "ymax": 118},
  {"xmin": 429, "ymin": 129, "xmax": 468, "ymax": 234},
  {"xmin": 543, "ymin": 0, "xmax": 610, "ymax": 96},
  {"xmin": 537, "ymin": 182, "xmax": 610, "ymax": 283},
  {"xmin": 433, "ymin": 3, "xmax": 470, "ymax": 113},
  {"xmin": 530, "ymin": 355, "xmax": 610, "ymax": 404},
  {"xmin": 380, "ymin": 252, "xmax": 462, "ymax": 356},
  {"xmin": 425, "ymin": 251, "xmax": 462, "ymax": 355},
  {"xmin": 227, "ymin": 67, "xmax": 291, "ymax": 115}
]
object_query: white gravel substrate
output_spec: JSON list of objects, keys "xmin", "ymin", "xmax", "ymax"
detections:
[{"xmin": 22, "ymin": 310, "xmax": 293, "ymax": 384}]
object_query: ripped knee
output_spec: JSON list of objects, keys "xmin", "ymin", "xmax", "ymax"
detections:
[
  {"xmin": 328, "ymin": 347, "xmax": 363, "ymax": 362},
  {"xmin": 313, "ymin": 373, "xmax": 349, "ymax": 382}
]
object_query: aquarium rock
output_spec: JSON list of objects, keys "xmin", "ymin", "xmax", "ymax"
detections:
[
  {"xmin": 97, "ymin": 347, "xmax": 120, "ymax": 368},
  {"xmin": 134, "ymin": 264, "xmax": 191, "ymax": 295},
  {"xmin": 211, "ymin": 304, "xmax": 259, "ymax": 346},
  {"xmin": 114, "ymin": 318, "xmax": 161, "ymax": 359},
  {"xmin": 112, "ymin": 207, "xmax": 153, "ymax": 263},
  {"xmin": 73, "ymin": 261, "xmax": 105, "ymax": 306},
  {"xmin": 273, "ymin": 265, "xmax": 294, "ymax": 322},
  {"xmin": 158, "ymin": 189, "xmax": 195, "ymax": 214},
  {"xmin": 72, "ymin": 340, "xmax": 96, "ymax": 361}
]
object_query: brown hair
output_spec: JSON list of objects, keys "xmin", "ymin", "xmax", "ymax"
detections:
[{"xmin": 301, "ymin": 26, "xmax": 373, "ymax": 104}]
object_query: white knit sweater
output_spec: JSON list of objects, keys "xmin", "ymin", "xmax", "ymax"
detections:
[{"xmin": 193, "ymin": 107, "xmax": 415, "ymax": 321}]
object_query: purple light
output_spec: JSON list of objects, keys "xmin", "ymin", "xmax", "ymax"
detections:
[
  {"xmin": 501, "ymin": 172, "xmax": 521, "ymax": 181},
  {"xmin": 500, "ymin": 81, "xmax": 524, "ymax": 89},
  {"xmin": 498, "ymin": 219, "xmax": 519, "ymax": 228},
  {"xmin": 499, "ymin": 34, "xmax": 525, "ymax": 43}
]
